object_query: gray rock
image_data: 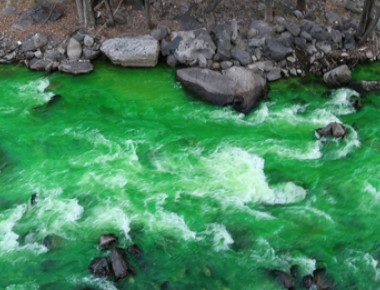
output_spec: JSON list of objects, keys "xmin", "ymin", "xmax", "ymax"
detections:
[
  {"xmin": 34, "ymin": 50, "xmax": 43, "ymax": 59},
  {"xmin": 169, "ymin": 29, "xmax": 216, "ymax": 65},
  {"xmin": 27, "ymin": 58, "xmax": 53, "ymax": 71},
  {"xmin": 212, "ymin": 24, "xmax": 233, "ymax": 60},
  {"xmin": 84, "ymin": 35, "xmax": 94, "ymax": 48},
  {"xmin": 58, "ymin": 60, "xmax": 94, "ymax": 75},
  {"xmin": 11, "ymin": 1, "xmax": 62, "ymax": 31},
  {"xmin": 231, "ymin": 49, "xmax": 252, "ymax": 65},
  {"xmin": 151, "ymin": 26, "xmax": 169, "ymax": 41},
  {"xmin": 220, "ymin": 61, "xmax": 233, "ymax": 70},
  {"xmin": 325, "ymin": 12, "xmax": 341, "ymax": 25},
  {"xmin": 287, "ymin": 56, "xmax": 296, "ymax": 63},
  {"xmin": 300, "ymin": 30, "xmax": 312, "ymax": 41},
  {"xmin": 345, "ymin": 0, "xmax": 362, "ymax": 14},
  {"xmin": 285, "ymin": 22, "xmax": 300, "ymax": 37},
  {"xmin": 249, "ymin": 20, "xmax": 274, "ymax": 37},
  {"xmin": 306, "ymin": 44, "xmax": 317, "ymax": 55},
  {"xmin": 344, "ymin": 33, "xmax": 356, "ymax": 51},
  {"xmin": 110, "ymin": 247, "xmax": 132, "ymax": 281},
  {"xmin": 264, "ymin": 39, "xmax": 293, "ymax": 61},
  {"xmin": 295, "ymin": 37, "xmax": 307, "ymax": 49},
  {"xmin": 293, "ymin": 10, "xmax": 304, "ymax": 19},
  {"xmin": 2, "ymin": 6, "xmax": 16, "ymax": 16},
  {"xmin": 101, "ymin": 35, "xmax": 160, "ymax": 67},
  {"xmin": 330, "ymin": 30, "xmax": 343, "ymax": 44},
  {"xmin": 278, "ymin": 32, "xmax": 294, "ymax": 47},
  {"xmin": 248, "ymin": 37, "xmax": 266, "ymax": 48},
  {"xmin": 275, "ymin": 25, "xmax": 285, "ymax": 33},
  {"xmin": 21, "ymin": 33, "xmax": 48, "ymax": 52},
  {"xmin": 176, "ymin": 66, "xmax": 268, "ymax": 114},
  {"xmin": 248, "ymin": 60, "xmax": 275, "ymax": 72},
  {"xmin": 198, "ymin": 54, "xmax": 208, "ymax": 68},
  {"xmin": 316, "ymin": 122, "xmax": 346, "ymax": 138},
  {"xmin": 82, "ymin": 48, "xmax": 100, "ymax": 60},
  {"xmin": 89, "ymin": 257, "xmax": 112, "ymax": 278},
  {"xmin": 44, "ymin": 49, "xmax": 65, "ymax": 62},
  {"xmin": 166, "ymin": 54, "xmax": 178, "ymax": 67},
  {"xmin": 289, "ymin": 68, "xmax": 297, "ymax": 76},
  {"xmin": 323, "ymin": 65, "xmax": 351, "ymax": 88},
  {"xmin": 316, "ymin": 42, "xmax": 332, "ymax": 54},
  {"xmin": 266, "ymin": 68, "xmax": 282, "ymax": 81},
  {"xmin": 67, "ymin": 38, "xmax": 82, "ymax": 60}
]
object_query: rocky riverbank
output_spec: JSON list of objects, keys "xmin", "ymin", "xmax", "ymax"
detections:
[{"xmin": 1, "ymin": 0, "xmax": 380, "ymax": 113}]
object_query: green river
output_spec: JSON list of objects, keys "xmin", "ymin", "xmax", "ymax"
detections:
[{"xmin": 0, "ymin": 62, "xmax": 379, "ymax": 289}]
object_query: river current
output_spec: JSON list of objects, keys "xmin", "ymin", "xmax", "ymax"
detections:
[{"xmin": 0, "ymin": 62, "xmax": 379, "ymax": 289}]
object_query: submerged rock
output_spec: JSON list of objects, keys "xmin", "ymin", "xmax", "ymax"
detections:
[
  {"xmin": 101, "ymin": 35, "xmax": 159, "ymax": 67},
  {"xmin": 271, "ymin": 270, "xmax": 295, "ymax": 289},
  {"xmin": 302, "ymin": 274, "xmax": 314, "ymax": 289},
  {"xmin": 43, "ymin": 234, "xmax": 63, "ymax": 250},
  {"xmin": 89, "ymin": 257, "xmax": 112, "ymax": 278},
  {"xmin": 316, "ymin": 122, "xmax": 347, "ymax": 138},
  {"xmin": 313, "ymin": 268, "xmax": 336, "ymax": 290},
  {"xmin": 99, "ymin": 234, "xmax": 118, "ymax": 249},
  {"xmin": 176, "ymin": 66, "xmax": 268, "ymax": 114},
  {"xmin": 127, "ymin": 244, "xmax": 143, "ymax": 258}
]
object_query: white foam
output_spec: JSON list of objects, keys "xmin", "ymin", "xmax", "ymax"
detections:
[
  {"xmin": 202, "ymin": 147, "xmax": 307, "ymax": 205},
  {"xmin": 327, "ymin": 88, "xmax": 359, "ymax": 115},
  {"xmin": 88, "ymin": 205, "xmax": 132, "ymax": 240},
  {"xmin": 0, "ymin": 204, "xmax": 47, "ymax": 255},
  {"xmin": 5, "ymin": 282, "xmax": 39, "ymax": 290},
  {"xmin": 79, "ymin": 276, "xmax": 119, "ymax": 290},
  {"xmin": 34, "ymin": 197, "xmax": 84, "ymax": 236},
  {"xmin": 365, "ymin": 182, "xmax": 380, "ymax": 199},
  {"xmin": 202, "ymin": 223, "xmax": 234, "ymax": 251},
  {"xmin": 345, "ymin": 250, "xmax": 380, "ymax": 282},
  {"xmin": 144, "ymin": 193, "xmax": 197, "ymax": 240},
  {"xmin": 19, "ymin": 78, "xmax": 54, "ymax": 103}
]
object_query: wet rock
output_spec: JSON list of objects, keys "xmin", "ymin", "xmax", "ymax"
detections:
[
  {"xmin": 349, "ymin": 81, "xmax": 380, "ymax": 94},
  {"xmin": 110, "ymin": 247, "xmax": 133, "ymax": 281},
  {"xmin": 166, "ymin": 54, "xmax": 178, "ymax": 67},
  {"xmin": 58, "ymin": 60, "xmax": 94, "ymax": 75},
  {"xmin": 302, "ymin": 274, "xmax": 314, "ymax": 289},
  {"xmin": 161, "ymin": 281, "xmax": 171, "ymax": 289},
  {"xmin": 271, "ymin": 270, "xmax": 295, "ymax": 289},
  {"xmin": 89, "ymin": 257, "xmax": 112, "ymax": 278},
  {"xmin": 313, "ymin": 268, "xmax": 336, "ymax": 290},
  {"xmin": 323, "ymin": 65, "xmax": 351, "ymax": 88},
  {"xmin": 43, "ymin": 234, "xmax": 63, "ymax": 250},
  {"xmin": 99, "ymin": 234, "xmax": 118, "ymax": 249},
  {"xmin": 101, "ymin": 35, "xmax": 160, "ymax": 67},
  {"xmin": 67, "ymin": 38, "xmax": 82, "ymax": 61},
  {"xmin": 316, "ymin": 122, "xmax": 347, "ymax": 138},
  {"xmin": 30, "ymin": 193, "xmax": 37, "ymax": 206},
  {"xmin": 176, "ymin": 66, "xmax": 268, "ymax": 114},
  {"xmin": 127, "ymin": 244, "xmax": 143, "ymax": 258},
  {"xmin": 11, "ymin": 1, "xmax": 63, "ymax": 31}
]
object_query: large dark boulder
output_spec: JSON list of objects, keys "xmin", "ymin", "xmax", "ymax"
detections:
[
  {"xmin": 349, "ymin": 81, "xmax": 380, "ymax": 94},
  {"xmin": 264, "ymin": 39, "xmax": 293, "ymax": 61},
  {"xmin": 176, "ymin": 67, "xmax": 268, "ymax": 114},
  {"xmin": 89, "ymin": 257, "xmax": 112, "ymax": 278},
  {"xmin": 271, "ymin": 270, "xmax": 295, "ymax": 289},
  {"xmin": 323, "ymin": 65, "xmax": 351, "ymax": 88},
  {"xmin": 316, "ymin": 122, "xmax": 347, "ymax": 138},
  {"xmin": 11, "ymin": 1, "xmax": 63, "ymax": 31},
  {"xmin": 110, "ymin": 247, "xmax": 132, "ymax": 281}
]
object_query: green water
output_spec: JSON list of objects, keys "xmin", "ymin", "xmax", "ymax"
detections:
[{"xmin": 0, "ymin": 62, "xmax": 379, "ymax": 290}]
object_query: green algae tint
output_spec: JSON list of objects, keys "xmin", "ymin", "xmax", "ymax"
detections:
[{"xmin": 0, "ymin": 62, "xmax": 379, "ymax": 289}]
